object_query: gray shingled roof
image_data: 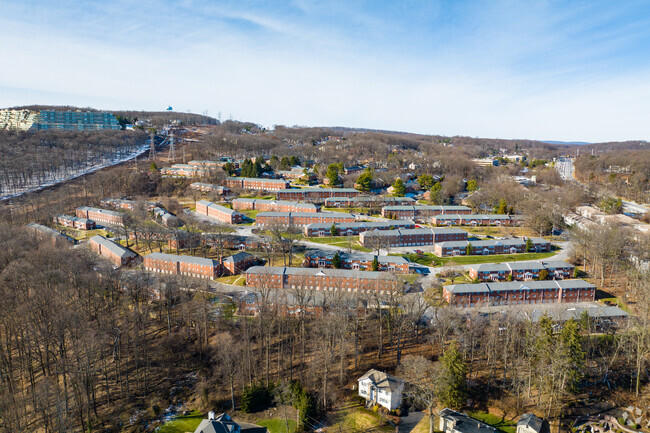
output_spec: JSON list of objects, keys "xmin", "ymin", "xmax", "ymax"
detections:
[
  {"xmin": 90, "ymin": 235, "xmax": 137, "ymax": 259},
  {"xmin": 304, "ymin": 250, "xmax": 409, "ymax": 265},
  {"xmin": 446, "ymin": 279, "xmax": 594, "ymax": 295},
  {"xmin": 306, "ymin": 220, "xmax": 415, "ymax": 231},
  {"xmin": 257, "ymin": 211, "xmax": 352, "ymax": 219},
  {"xmin": 246, "ymin": 266, "xmax": 398, "ymax": 281},
  {"xmin": 146, "ymin": 252, "xmax": 218, "ymax": 267},
  {"xmin": 358, "ymin": 369, "xmax": 404, "ymax": 392}
]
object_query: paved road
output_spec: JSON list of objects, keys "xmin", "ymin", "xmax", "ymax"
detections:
[
  {"xmin": 556, "ymin": 157, "xmax": 575, "ymax": 181},
  {"xmin": 398, "ymin": 411, "xmax": 425, "ymax": 433}
]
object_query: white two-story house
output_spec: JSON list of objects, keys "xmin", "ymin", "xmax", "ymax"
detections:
[{"xmin": 357, "ymin": 369, "xmax": 404, "ymax": 411}]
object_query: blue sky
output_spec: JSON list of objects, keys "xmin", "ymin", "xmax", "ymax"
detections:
[{"xmin": 1, "ymin": 0, "xmax": 650, "ymax": 142}]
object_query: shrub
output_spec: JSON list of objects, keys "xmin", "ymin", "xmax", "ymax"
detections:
[
  {"xmin": 618, "ymin": 418, "xmax": 625, "ymax": 426},
  {"xmin": 372, "ymin": 404, "xmax": 380, "ymax": 413},
  {"xmin": 240, "ymin": 383, "xmax": 273, "ymax": 413}
]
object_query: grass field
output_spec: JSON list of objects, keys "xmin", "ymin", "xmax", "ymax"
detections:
[
  {"xmin": 157, "ymin": 411, "xmax": 204, "ymax": 433},
  {"xmin": 256, "ymin": 419, "xmax": 297, "ymax": 433},
  {"xmin": 57, "ymin": 227, "xmax": 114, "ymax": 241},
  {"xmin": 467, "ymin": 411, "xmax": 517, "ymax": 433},
  {"xmin": 215, "ymin": 275, "xmax": 246, "ymax": 286},
  {"xmin": 303, "ymin": 236, "xmax": 372, "ymax": 252},
  {"xmin": 327, "ymin": 405, "xmax": 394, "ymax": 433},
  {"xmin": 402, "ymin": 251, "xmax": 556, "ymax": 267}
]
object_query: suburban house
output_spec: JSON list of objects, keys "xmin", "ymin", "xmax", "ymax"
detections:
[
  {"xmin": 275, "ymin": 187, "xmax": 360, "ymax": 202},
  {"xmin": 193, "ymin": 412, "xmax": 267, "ymax": 433},
  {"xmin": 196, "ymin": 200, "xmax": 244, "ymax": 224},
  {"xmin": 303, "ymin": 250, "xmax": 410, "ymax": 273},
  {"xmin": 468, "ymin": 260, "xmax": 575, "ymax": 282},
  {"xmin": 255, "ymin": 211, "xmax": 354, "ymax": 227},
  {"xmin": 245, "ymin": 267, "xmax": 403, "ymax": 294},
  {"xmin": 443, "ymin": 279, "xmax": 596, "ymax": 306},
  {"xmin": 357, "ymin": 369, "xmax": 404, "ymax": 411},
  {"xmin": 232, "ymin": 198, "xmax": 320, "ymax": 213},
  {"xmin": 359, "ymin": 228, "xmax": 468, "ymax": 248},
  {"xmin": 517, "ymin": 414, "xmax": 550, "ymax": 433},
  {"xmin": 226, "ymin": 177, "xmax": 289, "ymax": 191},
  {"xmin": 439, "ymin": 409, "xmax": 499, "ymax": 433},
  {"xmin": 304, "ymin": 220, "xmax": 415, "ymax": 237},
  {"xmin": 89, "ymin": 235, "xmax": 138, "ymax": 268}
]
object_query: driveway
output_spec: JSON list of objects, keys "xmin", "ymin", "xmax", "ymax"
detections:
[{"xmin": 399, "ymin": 411, "xmax": 425, "ymax": 433}]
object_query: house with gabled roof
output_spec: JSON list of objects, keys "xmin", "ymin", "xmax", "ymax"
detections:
[{"xmin": 358, "ymin": 369, "xmax": 404, "ymax": 410}]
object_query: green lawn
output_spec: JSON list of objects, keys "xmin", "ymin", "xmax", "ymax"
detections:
[
  {"xmin": 327, "ymin": 405, "xmax": 394, "ymax": 433},
  {"xmin": 216, "ymin": 275, "xmax": 246, "ymax": 286},
  {"xmin": 56, "ymin": 227, "xmax": 114, "ymax": 241},
  {"xmin": 401, "ymin": 251, "xmax": 556, "ymax": 267},
  {"xmin": 466, "ymin": 411, "xmax": 516, "ymax": 433},
  {"xmin": 303, "ymin": 236, "xmax": 372, "ymax": 252},
  {"xmin": 256, "ymin": 419, "xmax": 297, "ymax": 433},
  {"xmin": 157, "ymin": 411, "xmax": 204, "ymax": 433}
]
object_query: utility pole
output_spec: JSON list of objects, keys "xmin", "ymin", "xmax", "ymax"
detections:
[
  {"xmin": 148, "ymin": 129, "xmax": 156, "ymax": 160},
  {"xmin": 168, "ymin": 131, "xmax": 175, "ymax": 161}
]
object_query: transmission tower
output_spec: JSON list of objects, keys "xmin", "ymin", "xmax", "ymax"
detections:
[
  {"xmin": 148, "ymin": 129, "xmax": 156, "ymax": 160},
  {"xmin": 168, "ymin": 131, "xmax": 175, "ymax": 160}
]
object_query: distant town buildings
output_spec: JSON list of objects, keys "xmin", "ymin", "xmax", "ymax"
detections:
[
  {"xmin": 0, "ymin": 109, "xmax": 120, "ymax": 131},
  {"xmin": 226, "ymin": 177, "xmax": 290, "ymax": 191}
]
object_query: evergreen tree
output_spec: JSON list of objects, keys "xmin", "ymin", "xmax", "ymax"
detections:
[
  {"xmin": 289, "ymin": 155, "xmax": 301, "ymax": 166},
  {"xmin": 495, "ymin": 198, "xmax": 508, "ymax": 214},
  {"xmin": 280, "ymin": 156, "xmax": 291, "ymax": 170},
  {"xmin": 418, "ymin": 174, "xmax": 435, "ymax": 190},
  {"xmin": 466, "ymin": 179, "xmax": 478, "ymax": 192},
  {"xmin": 392, "ymin": 178, "xmax": 406, "ymax": 197},
  {"xmin": 223, "ymin": 162, "xmax": 236, "ymax": 176},
  {"xmin": 332, "ymin": 251, "xmax": 342, "ymax": 269},
  {"xmin": 371, "ymin": 256, "xmax": 380, "ymax": 271},
  {"xmin": 436, "ymin": 342, "xmax": 468, "ymax": 409},
  {"xmin": 356, "ymin": 169, "xmax": 373, "ymax": 192},
  {"xmin": 526, "ymin": 238, "xmax": 533, "ymax": 252},
  {"xmin": 465, "ymin": 242, "xmax": 472, "ymax": 256},
  {"xmin": 326, "ymin": 163, "xmax": 341, "ymax": 186},
  {"xmin": 330, "ymin": 223, "xmax": 338, "ymax": 236}
]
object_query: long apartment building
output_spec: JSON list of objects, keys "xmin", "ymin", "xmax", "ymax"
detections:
[
  {"xmin": 433, "ymin": 237, "xmax": 551, "ymax": 257},
  {"xmin": 245, "ymin": 266, "xmax": 403, "ymax": 294},
  {"xmin": 324, "ymin": 196, "xmax": 415, "ymax": 208},
  {"xmin": 443, "ymin": 279, "xmax": 596, "ymax": 307},
  {"xmin": 381, "ymin": 205, "xmax": 472, "ymax": 220},
  {"xmin": 196, "ymin": 200, "xmax": 243, "ymax": 224},
  {"xmin": 303, "ymin": 250, "xmax": 410, "ymax": 273},
  {"xmin": 100, "ymin": 198, "xmax": 159, "ymax": 211},
  {"xmin": 226, "ymin": 177, "xmax": 290, "ymax": 191},
  {"xmin": 359, "ymin": 228, "xmax": 468, "ymax": 247},
  {"xmin": 189, "ymin": 182, "xmax": 231, "ymax": 195},
  {"xmin": 233, "ymin": 198, "xmax": 320, "ymax": 213},
  {"xmin": 430, "ymin": 214, "xmax": 523, "ymax": 227},
  {"xmin": 27, "ymin": 223, "xmax": 76, "ymax": 245},
  {"xmin": 76, "ymin": 206, "xmax": 124, "ymax": 226},
  {"xmin": 275, "ymin": 187, "xmax": 361, "ymax": 202},
  {"xmin": 255, "ymin": 211, "xmax": 354, "ymax": 227},
  {"xmin": 0, "ymin": 109, "xmax": 38, "ymax": 130},
  {"xmin": 52, "ymin": 215, "xmax": 96, "ymax": 230},
  {"xmin": 144, "ymin": 252, "xmax": 221, "ymax": 279},
  {"xmin": 304, "ymin": 220, "xmax": 416, "ymax": 237},
  {"xmin": 468, "ymin": 260, "xmax": 575, "ymax": 282},
  {"xmin": 35, "ymin": 110, "xmax": 120, "ymax": 130},
  {"xmin": 89, "ymin": 235, "xmax": 138, "ymax": 268}
]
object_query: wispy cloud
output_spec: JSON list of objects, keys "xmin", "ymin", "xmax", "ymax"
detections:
[{"xmin": 1, "ymin": 0, "xmax": 649, "ymax": 141}]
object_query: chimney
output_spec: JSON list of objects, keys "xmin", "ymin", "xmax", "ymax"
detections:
[{"xmin": 208, "ymin": 411, "xmax": 215, "ymax": 420}]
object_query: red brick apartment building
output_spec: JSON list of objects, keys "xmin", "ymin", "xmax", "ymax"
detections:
[
  {"xmin": 226, "ymin": 177, "xmax": 290, "ymax": 191},
  {"xmin": 468, "ymin": 260, "xmax": 575, "ymax": 282},
  {"xmin": 430, "ymin": 214, "xmax": 520, "ymax": 226},
  {"xmin": 232, "ymin": 198, "xmax": 320, "ymax": 213},
  {"xmin": 324, "ymin": 196, "xmax": 415, "ymax": 208},
  {"xmin": 381, "ymin": 205, "xmax": 472, "ymax": 220},
  {"xmin": 359, "ymin": 228, "xmax": 468, "ymax": 247},
  {"xmin": 76, "ymin": 206, "xmax": 124, "ymax": 226},
  {"xmin": 275, "ymin": 188, "xmax": 361, "ymax": 202},
  {"xmin": 245, "ymin": 266, "xmax": 403, "ymax": 294},
  {"xmin": 196, "ymin": 200, "xmax": 244, "ymax": 224},
  {"xmin": 53, "ymin": 215, "xmax": 96, "ymax": 230},
  {"xmin": 89, "ymin": 235, "xmax": 138, "ymax": 268},
  {"xmin": 27, "ymin": 223, "xmax": 76, "ymax": 245},
  {"xmin": 443, "ymin": 279, "xmax": 596, "ymax": 307},
  {"xmin": 255, "ymin": 211, "xmax": 355, "ymax": 227},
  {"xmin": 303, "ymin": 250, "xmax": 410, "ymax": 273},
  {"xmin": 100, "ymin": 198, "xmax": 158, "ymax": 211},
  {"xmin": 189, "ymin": 182, "xmax": 231, "ymax": 194},
  {"xmin": 144, "ymin": 252, "xmax": 221, "ymax": 279},
  {"xmin": 304, "ymin": 220, "xmax": 416, "ymax": 237},
  {"xmin": 221, "ymin": 252, "xmax": 259, "ymax": 275},
  {"xmin": 433, "ymin": 237, "xmax": 551, "ymax": 257}
]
